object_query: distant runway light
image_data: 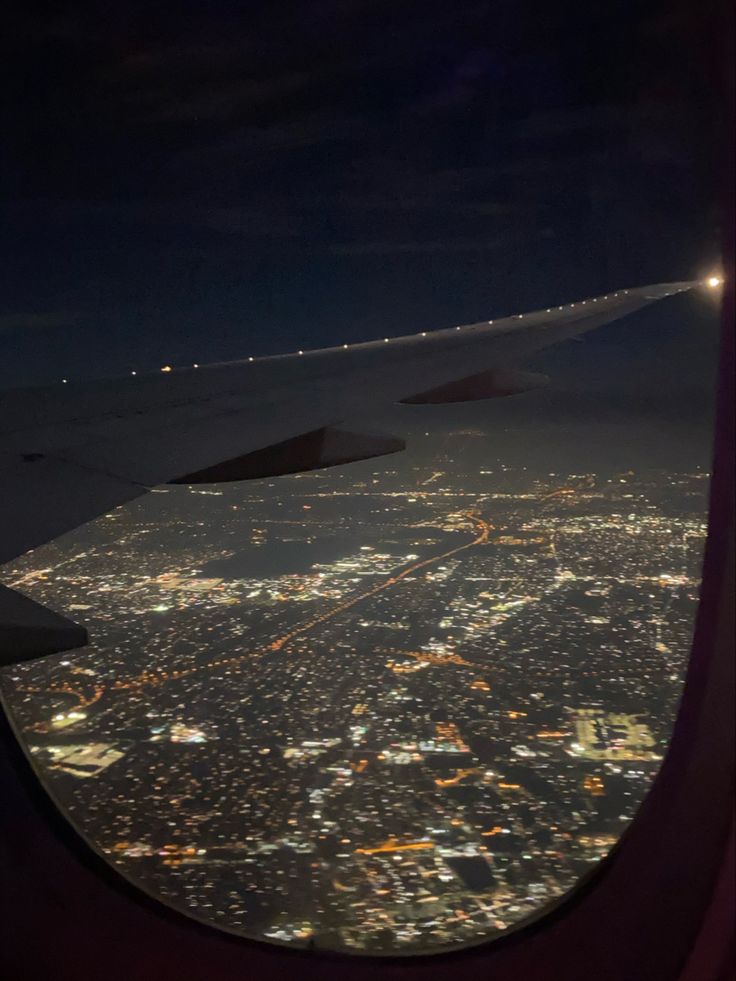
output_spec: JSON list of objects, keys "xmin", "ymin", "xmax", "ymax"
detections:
[
  {"xmin": 193, "ymin": 363, "xmax": 199, "ymax": 368},
  {"xmin": 248, "ymin": 356, "xmax": 254, "ymax": 362},
  {"xmin": 62, "ymin": 378, "xmax": 67, "ymax": 384},
  {"xmin": 343, "ymin": 343, "xmax": 348, "ymax": 348},
  {"xmin": 384, "ymin": 338, "xmax": 389, "ymax": 342},
  {"xmin": 160, "ymin": 366, "xmax": 172, "ymax": 373},
  {"xmin": 707, "ymin": 275, "xmax": 722, "ymax": 288},
  {"xmin": 131, "ymin": 370, "xmax": 137, "ymax": 376},
  {"xmin": 298, "ymin": 350, "xmax": 304, "ymax": 355}
]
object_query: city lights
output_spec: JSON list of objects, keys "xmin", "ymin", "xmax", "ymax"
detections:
[{"xmin": 2, "ymin": 460, "xmax": 706, "ymax": 953}]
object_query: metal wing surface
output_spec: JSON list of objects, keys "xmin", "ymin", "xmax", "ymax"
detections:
[{"xmin": 0, "ymin": 281, "xmax": 693, "ymax": 568}]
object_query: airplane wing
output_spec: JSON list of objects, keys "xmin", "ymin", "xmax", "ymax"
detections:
[{"xmin": 0, "ymin": 281, "xmax": 694, "ymax": 574}]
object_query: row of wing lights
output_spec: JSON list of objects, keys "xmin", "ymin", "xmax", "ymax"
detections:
[{"xmin": 57, "ymin": 278, "xmax": 722, "ymax": 383}]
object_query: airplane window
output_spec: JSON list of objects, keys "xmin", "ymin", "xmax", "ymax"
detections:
[
  {"xmin": 0, "ymin": 0, "xmax": 723, "ymax": 962},
  {"xmin": 0, "ymin": 328, "xmax": 718, "ymax": 952}
]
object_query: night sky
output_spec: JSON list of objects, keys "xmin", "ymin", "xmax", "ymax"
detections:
[{"xmin": 1, "ymin": 0, "xmax": 724, "ymax": 414}]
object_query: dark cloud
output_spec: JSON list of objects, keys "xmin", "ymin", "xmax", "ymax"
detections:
[
  {"xmin": 0, "ymin": 312, "xmax": 81, "ymax": 332},
  {"xmin": 124, "ymin": 72, "xmax": 313, "ymax": 125},
  {"xmin": 328, "ymin": 238, "xmax": 504, "ymax": 256}
]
